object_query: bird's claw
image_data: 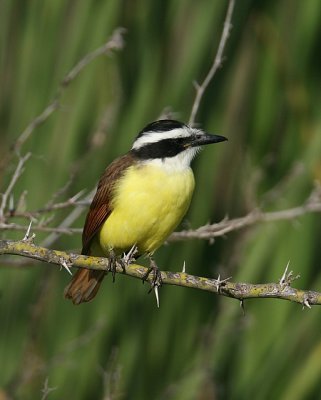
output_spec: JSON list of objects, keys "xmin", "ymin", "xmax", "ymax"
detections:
[
  {"xmin": 143, "ymin": 258, "xmax": 163, "ymax": 290},
  {"xmin": 108, "ymin": 250, "xmax": 120, "ymax": 282}
]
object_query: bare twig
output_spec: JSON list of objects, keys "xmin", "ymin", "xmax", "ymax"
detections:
[
  {"xmin": 169, "ymin": 194, "xmax": 321, "ymax": 242},
  {"xmin": 12, "ymin": 103, "xmax": 59, "ymax": 152},
  {"xmin": 4, "ymin": 192, "xmax": 91, "ymax": 220},
  {"xmin": 11, "ymin": 28, "xmax": 125, "ymax": 153},
  {"xmin": 189, "ymin": 0, "xmax": 235, "ymax": 126},
  {"xmin": 43, "ymin": 174, "xmax": 77, "ymax": 210},
  {"xmin": 37, "ymin": 189, "xmax": 87, "ymax": 214},
  {"xmin": 1, "ymin": 239, "xmax": 321, "ymax": 307},
  {"xmin": 41, "ymin": 378, "xmax": 57, "ymax": 400},
  {"xmin": 0, "ymin": 153, "xmax": 31, "ymax": 221},
  {"xmin": 60, "ymin": 28, "xmax": 125, "ymax": 88},
  {"xmin": 40, "ymin": 189, "xmax": 95, "ymax": 248}
]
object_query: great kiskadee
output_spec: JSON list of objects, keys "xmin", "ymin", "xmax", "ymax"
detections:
[{"xmin": 64, "ymin": 119, "xmax": 227, "ymax": 304}]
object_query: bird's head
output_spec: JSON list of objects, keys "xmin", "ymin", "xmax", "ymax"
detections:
[{"xmin": 131, "ymin": 119, "xmax": 227, "ymax": 171}]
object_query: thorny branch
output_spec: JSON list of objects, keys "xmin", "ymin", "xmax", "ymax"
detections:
[
  {"xmin": 0, "ymin": 239, "xmax": 321, "ymax": 307},
  {"xmin": 189, "ymin": 0, "xmax": 235, "ymax": 126}
]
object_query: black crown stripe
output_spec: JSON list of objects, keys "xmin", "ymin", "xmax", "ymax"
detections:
[{"xmin": 136, "ymin": 120, "xmax": 187, "ymax": 139}]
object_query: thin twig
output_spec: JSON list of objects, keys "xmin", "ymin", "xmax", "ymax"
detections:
[
  {"xmin": 39, "ymin": 189, "xmax": 95, "ymax": 248},
  {"xmin": 40, "ymin": 378, "xmax": 57, "ymax": 400},
  {"xmin": 4, "ymin": 193, "xmax": 91, "ymax": 219},
  {"xmin": 38, "ymin": 189, "xmax": 87, "ymax": 213},
  {"xmin": 170, "ymin": 195, "xmax": 321, "ymax": 241},
  {"xmin": 0, "ymin": 153, "xmax": 31, "ymax": 221},
  {"xmin": 13, "ymin": 103, "xmax": 59, "ymax": 152},
  {"xmin": 0, "ymin": 239, "xmax": 320, "ymax": 307},
  {"xmin": 43, "ymin": 174, "xmax": 77, "ymax": 210},
  {"xmin": 60, "ymin": 28, "xmax": 125, "ymax": 88},
  {"xmin": 189, "ymin": 0, "xmax": 235, "ymax": 126},
  {"xmin": 12, "ymin": 28, "xmax": 125, "ymax": 152}
]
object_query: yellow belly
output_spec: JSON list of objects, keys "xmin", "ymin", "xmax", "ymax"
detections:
[{"xmin": 98, "ymin": 164, "xmax": 195, "ymax": 255}]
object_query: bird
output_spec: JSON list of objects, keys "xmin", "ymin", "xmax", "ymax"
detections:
[{"xmin": 64, "ymin": 119, "xmax": 227, "ymax": 304}]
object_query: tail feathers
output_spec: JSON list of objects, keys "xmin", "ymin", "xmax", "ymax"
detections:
[{"xmin": 64, "ymin": 269, "xmax": 106, "ymax": 305}]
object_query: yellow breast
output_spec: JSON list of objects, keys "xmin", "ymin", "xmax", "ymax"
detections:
[{"xmin": 98, "ymin": 163, "xmax": 195, "ymax": 255}]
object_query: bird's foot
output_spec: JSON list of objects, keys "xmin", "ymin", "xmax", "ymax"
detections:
[
  {"xmin": 108, "ymin": 249, "xmax": 126, "ymax": 282},
  {"xmin": 109, "ymin": 246, "xmax": 139, "ymax": 282},
  {"xmin": 142, "ymin": 257, "xmax": 162, "ymax": 308},
  {"xmin": 143, "ymin": 257, "xmax": 163, "ymax": 291}
]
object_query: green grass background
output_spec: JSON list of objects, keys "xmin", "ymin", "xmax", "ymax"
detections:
[{"xmin": 1, "ymin": 1, "xmax": 321, "ymax": 399}]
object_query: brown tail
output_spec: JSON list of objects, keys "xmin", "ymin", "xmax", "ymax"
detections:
[{"xmin": 64, "ymin": 269, "xmax": 106, "ymax": 305}]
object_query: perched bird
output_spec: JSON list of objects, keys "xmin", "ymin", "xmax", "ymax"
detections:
[{"xmin": 64, "ymin": 120, "xmax": 227, "ymax": 304}]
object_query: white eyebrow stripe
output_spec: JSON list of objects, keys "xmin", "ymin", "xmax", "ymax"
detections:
[{"xmin": 132, "ymin": 127, "xmax": 203, "ymax": 150}]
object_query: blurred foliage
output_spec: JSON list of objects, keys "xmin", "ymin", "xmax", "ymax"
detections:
[{"xmin": 1, "ymin": 0, "xmax": 321, "ymax": 399}]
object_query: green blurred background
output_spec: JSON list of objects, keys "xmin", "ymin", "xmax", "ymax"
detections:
[{"xmin": 1, "ymin": 0, "xmax": 321, "ymax": 399}]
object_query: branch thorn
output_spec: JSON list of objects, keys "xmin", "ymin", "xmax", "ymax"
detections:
[
  {"xmin": 22, "ymin": 220, "xmax": 36, "ymax": 241},
  {"xmin": 59, "ymin": 259, "xmax": 73, "ymax": 275},
  {"xmin": 214, "ymin": 274, "xmax": 231, "ymax": 292},
  {"xmin": 240, "ymin": 299, "xmax": 246, "ymax": 316},
  {"xmin": 122, "ymin": 244, "xmax": 138, "ymax": 266},
  {"xmin": 279, "ymin": 260, "xmax": 300, "ymax": 288},
  {"xmin": 279, "ymin": 260, "xmax": 291, "ymax": 287},
  {"xmin": 302, "ymin": 296, "xmax": 311, "ymax": 310},
  {"xmin": 182, "ymin": 260, "xmax": 186, "ymax": 273},
  {"xmin": 154, "ymin": 286, "xmax": 160, "ymax": 308}
]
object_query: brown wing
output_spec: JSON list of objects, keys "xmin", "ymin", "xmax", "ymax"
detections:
[{"xmin": 82, "ymin": 152, "xmax": 136, "ymax": 255}]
